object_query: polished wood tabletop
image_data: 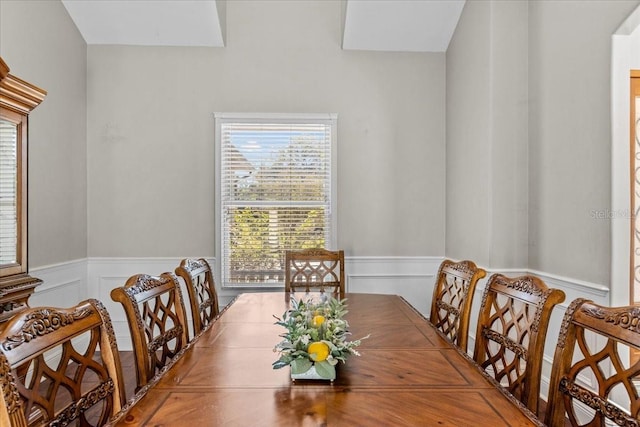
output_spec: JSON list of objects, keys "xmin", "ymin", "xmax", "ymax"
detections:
[{"xmin": 108, "ymin": 292, "xmax": 543, "ymax": 426}]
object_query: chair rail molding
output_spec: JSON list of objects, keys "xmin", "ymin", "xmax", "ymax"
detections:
[{"xmin": 26, "ymin": 256, "xmax": 611, "ymax": 367}]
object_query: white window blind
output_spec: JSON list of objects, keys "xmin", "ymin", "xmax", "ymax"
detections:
[
  {"xmin": 215, "ymin": 113, "xmax": 337, "ymax": 288},
  {"xmin": 0, "ymin": 120, "xmax": 17, "ymax": 265}
]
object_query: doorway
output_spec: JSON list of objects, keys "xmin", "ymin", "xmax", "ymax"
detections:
[{"xmin": 611, "ymin": 5, "xmax": 640, "ymax": 308}]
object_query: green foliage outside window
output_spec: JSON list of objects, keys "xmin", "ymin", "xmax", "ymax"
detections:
[{"xmin": 226, "ymin": 137, "xmax": 329, "ymax": 284}]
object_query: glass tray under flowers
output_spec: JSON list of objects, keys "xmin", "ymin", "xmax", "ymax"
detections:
[{"xmin": 272, "ymin": 295, "xmax": 368, "ymax": 381}]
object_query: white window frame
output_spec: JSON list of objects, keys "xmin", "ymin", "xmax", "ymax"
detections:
[{"xmin": 214, "ymin": 112, "xmax": 338, "ymax": 289}]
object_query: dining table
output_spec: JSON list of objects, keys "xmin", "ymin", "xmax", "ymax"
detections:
[{"xmin": 107, "ymin": 292, "xmax": 544, "ymax": 426}]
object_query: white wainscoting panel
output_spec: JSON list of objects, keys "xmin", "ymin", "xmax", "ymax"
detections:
[
  {"xmin": 25, "ymin": 255, "xmax": 612, "ymax": 404},
  {"xmin": 345, "ymin": 256, "xmax": 442, "ymax": 316},
  {"xmin": 29, "ymin": 259, "xmax": 87, "ymax": 307},
  {"xmin": 87, "ymin": 257, "xmax": 214, "ymax": 350},
  {"xmin": 27, "ymin": 260, "xmax": 91, "ymax": 362},
  {"xmin": 86, "ymin": 256, "xmax": 442, "ymax": 350}
]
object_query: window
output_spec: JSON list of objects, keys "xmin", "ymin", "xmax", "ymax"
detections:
[{"xmin": 214, "ymin": 113, "xmax": 337, "ymax": 288}]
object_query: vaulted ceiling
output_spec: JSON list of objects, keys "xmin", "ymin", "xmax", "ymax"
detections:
[{"xmin": 61, "ymin": 0, "xmax": 465, "ymax": 52}]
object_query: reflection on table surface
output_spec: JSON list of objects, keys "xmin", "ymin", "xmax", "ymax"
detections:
[{"xmin": 108, "ymin": 292, "xmax": 543, "ymax": 427}]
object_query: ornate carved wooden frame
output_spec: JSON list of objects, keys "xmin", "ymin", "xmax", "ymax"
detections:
[
  {"xmin": 0, "ymin": 299, "xmax": 125, "ymax": 426},
  {"xmin": 546, "ymin": 299, "xmax": 640, "ymax": 426},
  {"xmin": 473, "ymin": 273, "xmax": 565, "ymax": 416},
  {"xmin": 429, "ymin": 259, "xmax": 486, "ymax": 353},
  {"xmin": 175, "ymin": 258, "xmax": 220, "ymax": 338},
  {"xmin": 284, "ymin": 248, "xmax": 345, "ymax": 295},
  {"xmin": 110, "ymin": 272, "xmax": 188, "ymax": 392},
  {"xmin": 0, "ymin": 57, "xmax": 46, "ymax": 324}
]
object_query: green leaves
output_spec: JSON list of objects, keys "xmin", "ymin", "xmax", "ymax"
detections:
[
  {"xmin": 272, "ymin": 360, "xmax": 289, "ymax": 370},
  {"xmin": 291, "ymin": 358, "xmax": 312, "ymax": 374},
  {"xmin": 314, "ymin": 361, "xmax": 336, "ymax": 379},
  {"xmin": 273, "ymin": 296, "xmax": 368, "ymax": 373},
  {"xmin": 290, "ymin": 359, "xmax": 335, "ymax": 379}
]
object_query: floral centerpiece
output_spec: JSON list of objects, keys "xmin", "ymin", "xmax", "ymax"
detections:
[{"xmin": 272, "ymin": 296, "xmax": 368, "ymax": 380}]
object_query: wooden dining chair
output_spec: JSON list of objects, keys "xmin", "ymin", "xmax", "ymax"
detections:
[
  {"xmin": 0, "ymin": 299, "xmax": 126, "ymax": 426},
  {"xmin": 429, "ymin": 259, "xmax": 486, "ymax": 353},
  {"xmin": 175, "ymin": 258, "xmax": 220, "ymax": 338},
  {"xmin": 284, "ymin": 248, "xmax": 345, "ymax": 295},
  {"xmin": 545, "ymin": 299, "xmax": 640, "ymax": 427},
  {"xmin": 472, "ymin": 273, "xmax": 565, "ymax": 416},
  {"xmin": 110, "ymin": 272, "xmax": 188, "ymax": 392}
]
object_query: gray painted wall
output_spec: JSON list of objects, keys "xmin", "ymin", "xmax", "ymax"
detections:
[
  {"xmin": 0, "ymin": 0, "xmax": 88, "ymax": 267},
  {"xmin": 86, "ymin": 0, "xmax": 446, "ymax": 258},
  {"xmin": 528, "ymin": 0, "xmax": 639, "ymax": 285},
  {"xmin": 445, "ymin": 0, "xmax": 493, "ymax": 266},
  {"xmin": 3, "ymin": 0, "xmax": 639, "ymax": 290},
  {"xmin": 446, "ymin": 0, "xmax": 529, "ymax": 269},
  {"xmin": 447, "ymin": 0, "xmax": 639, "ymax": 286}
]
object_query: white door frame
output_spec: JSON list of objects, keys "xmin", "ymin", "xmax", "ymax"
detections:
[{"xmin": 611, "ymin": 5, "xmax": 640, "ymax": 307}]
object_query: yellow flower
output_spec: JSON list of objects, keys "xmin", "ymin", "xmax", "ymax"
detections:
[
  {"xmin": 311, "ymin": 315, "xmax": 325, "ymax": 328},
  {"xmin": 308, "ymin": 341, "xmax": 330, "ymax": 362}
]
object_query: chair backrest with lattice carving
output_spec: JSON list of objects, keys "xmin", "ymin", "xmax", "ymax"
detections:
[
  {"xmin": 472, "ymin": 273, "xmax": 565, "ymax": 416},
  {"xmin": 429, "ymin": 259, "xmax": 486, "ymax": 353},
  {"xmin": 284, "ymin": 249, "xmax": 345, "ymax": 295},
  {"xmin": 545, "ymin": 299, "xmax": 640, "ymax": 427},
  {"xmin": 0, "ymin": 299, "xmax": 125, "ymax": 427},
  {"xmin": 110, "ymin": 272, "xmax": 188, "ymax": 392},
  {"xmin": 175, "ymin": 258, "xmax": 220, "ymax": 338}
]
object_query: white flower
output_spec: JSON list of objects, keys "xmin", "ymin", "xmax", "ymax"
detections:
[{"xmin": 300, "ymin": 334, "xmax": 311, "ymax": 345}]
